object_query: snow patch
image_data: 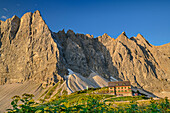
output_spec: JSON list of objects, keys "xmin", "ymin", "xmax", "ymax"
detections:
[
  {"xmin": 110, "ymin": 76, "xmax": 118, "ymax": 81},
  {"xmin": 68, "ymin": 69, "xmax": 74, "ymax": 75},
  {"xmin": 65, "ymin": 69, "xmax": 75, "ymax": 79},
  {"xmin": 90, "ymin": 69, "xmax": 96, "ymax": 73}
]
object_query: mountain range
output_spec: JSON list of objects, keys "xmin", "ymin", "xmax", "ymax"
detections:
[{"xmin": 0, "ymin": 10, "xmax": 170, "ymax": 112}]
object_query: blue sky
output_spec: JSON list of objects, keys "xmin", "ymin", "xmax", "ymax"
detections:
[{"xmin": 0, "ymin": 0, "xmax": 170, "ymax": 46}]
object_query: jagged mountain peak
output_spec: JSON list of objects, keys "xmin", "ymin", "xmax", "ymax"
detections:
[
  {"xmin": 0, "ymin": 10, "xmax": 61, "ymax": 86},
  {"xmin": 34, "ymin": 10, "xmax": 41, "ymax": 15},
  {"xmin": 122, "ymin": 31, "xmax": 126, "ymax": 35},
  {"xmin": 32, "ymin": 10, "xmax": 43, "ymax": 19},
  {"xmin": 116, "ymin": 31, "xmax": 128, "ymax": 41},
  {"xmin": 61, "ymin": 29, "xmax": 65, "ymax": 33},
  {"xmin": 136, "ymin": 33, "xmax": 143, "ymax": 38},
  {"xmin": 20, "ymin": 12, "xmax": 32, "ymax": 21},
  {"xmin": 103, "ymin": 33, "xmax": 108, "ymax": 36},
  {"xmin": 0, "ymin": 11, "xmax": 170, "ymax": 108},
  {"xmin": 135, "ymin": 33, "xmax": 148, "ymax": 41},
  {"xmin": 134, "ymin": 33, "xmax": 152, "ymax": 47},
  {"xmin": 67, "ymin": 29, "xmax": 75, "ymax": 36},
  {"xmin": 19, "ymin": 10, "xmax": 45, "ymax": 27},
  {"xmin": 11, "ymin": 15, "xmax": 19, "ymax": 20},
  {"xmin": 20, "ymin": 10, "xmax": 41, "ymax": 19},
  {"xmin": 85, "ymin": 34, "xmax": 94, "ymax": 38},
  {"xmin": 1, "ymin": 15, "xmax": 19, "ymax": 23},
  {"xmin": 97, "ymin": 33, "xmax": 114, "ymax": 42},
  {"xmin": 102, "ymin": 33, "xmax": 113, "ymax": 39}
]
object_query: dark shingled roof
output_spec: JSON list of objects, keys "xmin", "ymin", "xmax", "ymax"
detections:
[{"xmin": 108, "ymin": 81, "xmax": 131, "ymax": 87}]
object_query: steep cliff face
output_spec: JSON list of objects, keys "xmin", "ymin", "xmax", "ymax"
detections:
[
  {"xmin": 53, "ymin": 30, "xmax": 118, "ymax": 80},
  {"xmin": 53, "ymin": 30, "xmax": 170, "ymax": 93},
  {"xmin": 0, "ymin": 11, "xmax": 64, "ymax": 86},
  {"xmin": 0, "ymin": 10, "xmax": 170, "ymax": 95}
]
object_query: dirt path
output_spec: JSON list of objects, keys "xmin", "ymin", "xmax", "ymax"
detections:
[{"xmin": 105, "ymin": 97, "xmax": 160, "ymax": 104}]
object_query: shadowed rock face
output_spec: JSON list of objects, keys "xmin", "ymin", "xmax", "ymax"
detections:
[
  {"xmin": 53, "ymin": 31, "xmax": 170, "ymax": 93},
  {"xmin": 0, "ymin": 10, "xmax": 170, "ymax": 94}
]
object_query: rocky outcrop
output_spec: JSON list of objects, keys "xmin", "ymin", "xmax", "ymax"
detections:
[
  {"xmin": 0, "ymin": 10, "xmax": 170, "ymax": 96},
  {"xmin": 0, "ymin": 10, "xmax": 64, "ymax": 86},
  {"xmin": 53, "ymin": 30, "xmax": 170, "ymax": 94}
]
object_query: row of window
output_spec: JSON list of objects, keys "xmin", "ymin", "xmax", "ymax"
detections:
[
  {"xmin": 110, "ymin": 87, "xmax": 131, "ymax": 89},
  {"xmin": 115, "ymin": 83, "xmax": 126, "ymax": 86},
  {"xmin": 110, "ymin": 90, "xmax": 131, "ymax": 93}
]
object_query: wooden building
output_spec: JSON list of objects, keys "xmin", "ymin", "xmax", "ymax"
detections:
[{"xmin": 108, "ymin": 81, "xmax": 132, "ymax": 96}]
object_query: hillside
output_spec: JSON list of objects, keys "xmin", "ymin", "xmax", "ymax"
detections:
[{"xmin": 5, "ymin": 89, "xmax": 170, "ymax": 113}]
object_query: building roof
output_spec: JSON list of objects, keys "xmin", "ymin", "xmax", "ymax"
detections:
[{"xmin": 108, "ymin": 81, "xmax": 131, "ymax": 87}]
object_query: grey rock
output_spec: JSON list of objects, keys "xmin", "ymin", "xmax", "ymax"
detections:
[
  {"xmin": 0, "ymin": 10, "xmax": 170, "ymax": 95},
  {"xmin": 54, "ymin": 30, "xmax": 170, "ymax": 93},
  {"xmin": 0, "ymin": 10, "xmax": 63, "ymax": 86}
]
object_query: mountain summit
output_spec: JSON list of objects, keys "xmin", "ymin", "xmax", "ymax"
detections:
[{"xmin": 0, "ymin": 10, "xmax": 170, "ymax": 111}]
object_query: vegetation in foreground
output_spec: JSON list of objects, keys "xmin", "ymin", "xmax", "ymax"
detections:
[{"xmin": 6, "ymin": 88, "xmax": 170, "ymax": 113}]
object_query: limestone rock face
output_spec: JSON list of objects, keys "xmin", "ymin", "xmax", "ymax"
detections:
[
  {"xmin": 0, "ymin": 10, "xmax": 170, "ymax": 95},
  {"xmin": 53, "ymin": 30, "xmax": 170, "ymax": 93},
  {"xmin": 0, "ymin": 10, "xmax": 63, "ymax": 85}
]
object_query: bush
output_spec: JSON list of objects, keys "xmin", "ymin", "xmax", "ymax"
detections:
[
  {"xmin": 7, "ymin": 93, "xmax": 37, "ymax": 113},
  {"xmin": 6, "ymin": 93, "xmax": 170, "ymax": 113}
]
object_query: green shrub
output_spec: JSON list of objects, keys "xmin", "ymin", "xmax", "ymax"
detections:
[
  {"xmin": 7, "ymin": 93, "xmax": 37, "ymax": 113},
  {"xmin": 7, "ymin": 93, "xmax": 170, "ymax": 113}
]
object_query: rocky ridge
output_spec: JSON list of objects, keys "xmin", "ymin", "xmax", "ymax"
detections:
[
  {"xmin": 0, "ymin": 10, "xmax": 170, "ymax": 95},
  {"xmin": 0, "ymin": 11, "xmax": 64, "ymax": 87},
  {"xmin": 53, "ymin": 30, "xmax": 170, "ymax": 93}
]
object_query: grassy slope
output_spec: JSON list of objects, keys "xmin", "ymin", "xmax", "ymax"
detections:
[{"xmin": 6, "ymin": 87, "xmax": 170, "ymax": 112}]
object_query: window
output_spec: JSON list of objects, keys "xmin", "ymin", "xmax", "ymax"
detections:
[
  {"xmin": 121, "ymin": 87, "xmax": 123, "ymax": 89},
  {"xmin": 118, "ymin": 87, "xmax": 120, "ymax": 89},
  {"xmin": 111, "ymin": 91, "xmax": 113, "ymax": 93},
  {"xmin": 122, "ymin": 90, "xmax": 123, "ymax": 92},
  {"xmin": 125, "ymin": 87, "xmax": 126, "ymax": 89},
  {"xmin": 125, "ymin": 90, "xmax": 127, "ymax": 92},
  {"xmin": 118, "ymin": 90, "xmax": 120, "ymax": 92},
  {"xmin": 128, "ymin": 87, "xmax": 131, "ymax": 89},
  {"xmin": 110, "ymin": 88, "xmax": 112, "ymax": 89}
]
